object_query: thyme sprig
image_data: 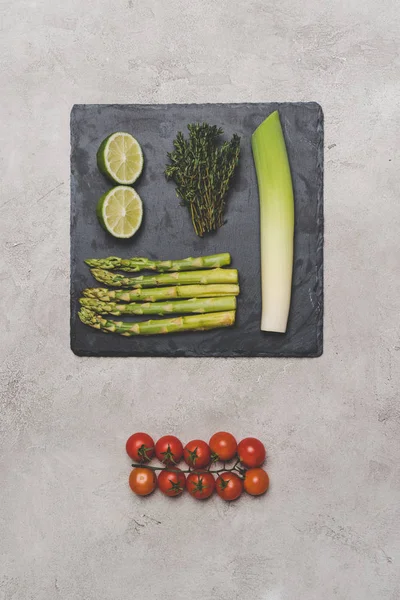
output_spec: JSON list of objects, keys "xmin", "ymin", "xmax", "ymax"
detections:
[{"xmin": 165, "ymin": 123, "xmax": 240, "ymax": 237}]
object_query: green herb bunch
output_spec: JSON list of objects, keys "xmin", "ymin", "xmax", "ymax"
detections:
[{"xmin": 165, "ymin": 123, "xmax": 240, "ymax": 237}]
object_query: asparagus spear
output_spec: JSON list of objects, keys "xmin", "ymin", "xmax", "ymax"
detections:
[
  {"xmin": 82, "ymin": 284, "xmax": 240, "ymax": 302},
  {"xmin": 78, "ymin": 308, "xmax": 236, "ymax": 336},
  {"xmin": 90, "ymin": 268, "xmax": 238, "ymax": 288},
  {"xmin": 84, "ymin": 253, "xmax": 231, "ymax": 272},
  {"xmin": 80, "ymin": 296, "xmax": 236, "ymax": 316}
]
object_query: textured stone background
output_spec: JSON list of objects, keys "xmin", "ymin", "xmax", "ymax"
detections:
[{"xmin": 1, "ymin": 1, "xmax": 399, "ymax": 599}]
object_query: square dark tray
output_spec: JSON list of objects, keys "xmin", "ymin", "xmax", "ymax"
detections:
[{"xmin": 71, "ymin": 102, "xmax": 323, "ymax": 357}]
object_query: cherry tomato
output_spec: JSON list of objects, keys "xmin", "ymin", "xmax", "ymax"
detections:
[
  {"xmin": 184, "ymin": 440, "xmax": 211, "ymax": 469},
  {"xmin": 216, "ymin": 472, "xmax": 243, "ymax": 501},
  {"xmin": 155, "ymin": 435, "xmax": 184, "ymax": 465},
  {"xmin": 158, "ymin": 468, "xmax": 186, "ymax": 497},
  {"xmin": 209, "ymin": 432, "xmax": 237, "ymax": 462},
  {"xmin": 244, "ymin": 468, "xmax": 269, "ymax": 496},
  {"xmin": 186, "ymin": 472, "xmax": 215, "ymax": 500},
  {"xmin": 237, "ymin": 437, "xmax": 266, "ymax": 468},
  {"xmin": 126, "ymin": 432, "xmax": 155, "ymax": 462},
  {"xmin": 129, "ymin": 468, "xmax": 157, "ymax": 496}
]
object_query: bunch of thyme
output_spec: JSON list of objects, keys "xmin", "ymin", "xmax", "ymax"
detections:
[{"xmin": 165, "ymin": 123, "xmax": 240, "ymax": 237}]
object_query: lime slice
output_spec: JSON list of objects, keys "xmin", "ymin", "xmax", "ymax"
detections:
[
  {"xmin": 96, "ymin": 186, "xmax": 143, "ymax": 239},
  {"xmin": 97, "ymin": 132, "xmax": 143, "ymax": 185}
]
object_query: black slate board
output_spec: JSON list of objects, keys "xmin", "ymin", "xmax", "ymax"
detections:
[{"xmin": 70, "ymin": 103, "xmax": 323, "ymax": 357}]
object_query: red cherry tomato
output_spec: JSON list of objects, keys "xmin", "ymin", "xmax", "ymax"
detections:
[
  {"xmin": 126, "ymin": 432, "xmax": 155, "ymax": 462},
  {"xmin": 186, "ymin": 472, "xmax": 215, "ymax": 500},
  {"xmin": 244, "ymin": 468, "xmax": 269, "ymax": 496},
  {"xmin": 129, "ymin": 468, "xmax": 157, "ymax": 496},
  {"xmin": 216, "ymin": 472, "xmax": 243, "ymax": 501},
  {"xmin": 155, "ymin": 435, "xmax": 184, "ymax": 465},
  {"xmin": 158, "ymin": 468, "xmax": 186, "ymax": 497},
  {"xmin": 184, "ymin": 440, "xmax": 211, "ymax": 469},
  {"xmin": 209, "ymin": 432, "xmax": 237, "ymax": 462},
  {"xmin": 237, "ymin": 437, "xmax": 266, "ymax": 468}
]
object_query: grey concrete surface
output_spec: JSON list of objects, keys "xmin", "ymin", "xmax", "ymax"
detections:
[{"xmin": 1, "ymin": 1, "xmax": 399, "ymax": 599}]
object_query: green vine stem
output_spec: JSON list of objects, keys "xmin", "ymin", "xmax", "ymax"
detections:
[{"xmin": 131, "ymin": 459, "xmax": 246, "ymax": 477}]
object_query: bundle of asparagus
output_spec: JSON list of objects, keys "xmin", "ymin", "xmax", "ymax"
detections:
[{"xmin": 78, "ymin": 253, "xmax": 239, "ymax": 336}]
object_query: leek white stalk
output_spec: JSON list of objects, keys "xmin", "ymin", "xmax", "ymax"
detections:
[{"xmin": 251, "ymin": 111, "xmax": 294, "ymax": 333}]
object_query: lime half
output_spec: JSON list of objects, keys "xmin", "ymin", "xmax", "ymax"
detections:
[
  {"xmin": 96, "ymin": 186, "xmax": 143, "ymax": 239},
  {"xmin": 97, "ymin": 132, "xmax": 143, "ymax": 185}
]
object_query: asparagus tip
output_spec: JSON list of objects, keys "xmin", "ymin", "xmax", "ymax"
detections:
[{"xmin": 78, "ymin": 307, "xmax": 97, "ymax": 327}]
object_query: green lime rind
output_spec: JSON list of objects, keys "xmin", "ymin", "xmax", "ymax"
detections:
[
  {"xmin": 96, "ymin": 135, "xmax": 113, "ymax": 181},
  {"xmin": 95, "ymin": 189, "xmax": 111, "ymax": 232}
]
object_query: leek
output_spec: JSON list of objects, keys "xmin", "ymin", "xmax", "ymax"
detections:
[{"xmin": 251, "ymin": 111, "xmax": 294, "ymax": 333}]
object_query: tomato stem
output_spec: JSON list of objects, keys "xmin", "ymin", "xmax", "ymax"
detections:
[{"xmin": 131, "ymin": 460, "xmax": 246, "ymax": 475}]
